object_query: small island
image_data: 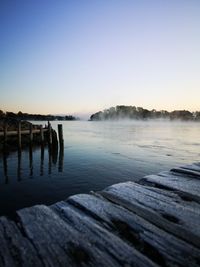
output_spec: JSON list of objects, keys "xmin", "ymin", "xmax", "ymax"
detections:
[{"xmin": 90, "ymin": 105, "xmax": 200, "ymax": 121}]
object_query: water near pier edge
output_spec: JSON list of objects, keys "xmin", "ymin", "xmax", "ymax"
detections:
[{"xmin": 0, "ymin": 120, "xmax": 200, "ymax": 217}]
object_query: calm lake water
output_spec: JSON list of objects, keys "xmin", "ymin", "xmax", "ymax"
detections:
[{"xmin": 0, "ymin": 120, "xmax": 200, "ymax": 217}]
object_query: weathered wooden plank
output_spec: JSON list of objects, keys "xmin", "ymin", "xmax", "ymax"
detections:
[
  {"xmin": 0, "ymin": 216, "xmax": 42, "ymax": 267},
  {"xmin": 0, "ymin": 129, "xmax": 48, "ymax": 136},
  {"xmin": 138, "ymin": 183, "xmax": 200, "ymax": 214},
  {"xmin": 99, "ymin": 182, "xmax": 200, "ymax": 249},
  {"xmin": 52, "ymin": 201, "xmax": 159, "ymax": 267},
  {"xmin": 173, "ymin": 163, "xmax": 200, "ymax": 172},
  {"xmin": 17, "ymin": 205, "xmax": 117, "ymax": 267},
  {"xmin": 18, "ymin": 204, "xmax": 150, "ymax": 267},
  {"xmin": 171, "ymin": 163, "xmax": 200, "ymax": 179},
  {"xmin": 0, "ymin": 162, "xmax": 199, "ymax": 267},
  {"xmin": 66, "ymin": 193, "xmax": 200, "ymax": 267},
  {"xmin": 143, "ymin": 171, "xmax": 200, "ymax": 202}
]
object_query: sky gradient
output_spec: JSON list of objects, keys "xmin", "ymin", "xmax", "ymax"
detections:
[{"xmin": 1, "ymin": 0, "xmax": 200, "ymax": 117}]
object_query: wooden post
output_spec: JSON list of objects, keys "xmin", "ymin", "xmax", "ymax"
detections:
[
  {"xmin": 40, "ymin": 125, "xmax": 44, "ymax": 144},
  {"xmin": 48, "ymin": 121, "xmax": 52, "ymax": 145},
  {"xmin": 58, "ymin": 124, "xmax": 64, "ymax": 147},
  {"xmin": 29, "ymin": 123, "xmax": 33, "ymax": 143},
  {"xmin": 18, "ymin": 121, "xmax": 21, "ymax": 149}
]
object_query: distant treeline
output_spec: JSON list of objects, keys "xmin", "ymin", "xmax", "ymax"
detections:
[
  {"xmin": 0, "ymin": 110, "xmax": 77, "ymax": 121},
  {"xmin": 90, "ymin": 106, "xmax": 200, "ymax": 121}
]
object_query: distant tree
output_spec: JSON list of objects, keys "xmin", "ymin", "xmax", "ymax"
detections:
[
  {"xmin": 90, "ymin": 111, "xmax": 104, "ymax": 121},
  {"xmin": 90, "ymin": 105, "xmax": 198, "ymax": 121},
  {"xmin": 6, "ymin": 112, "xmax": 17, "ymax": 118},
  {"xmin": 0, "ymin": 110, "xmax": 4, "ymax": 118},
  {"xmin": 170, "ymin": 110, "xmax": 193, "ymax": 121},
  {"xmin": 194, "ymin": 111, "xmax": 200, "ymax": 121},
  {"xmin": 1, "ymin": 110, "xmax": 76, "ymax": 121}
]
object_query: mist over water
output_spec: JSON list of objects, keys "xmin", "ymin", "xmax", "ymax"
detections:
[{"xmin": 0, "ymin": 120, "xmax": 199, "ymax": 217}]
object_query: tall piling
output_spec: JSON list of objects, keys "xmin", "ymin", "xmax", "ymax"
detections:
[
  {"xmin": 48, "ymin": 121, "xmax": 52, "ymax": 146},
  {"xmin": 40, "ymin": 125, "xmax": 44, "ymax": 145},
  {"xmin": 58, "ymin": 124, "xmax": 64, "ymax": 148}
]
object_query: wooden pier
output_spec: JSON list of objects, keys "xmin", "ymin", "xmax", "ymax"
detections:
[
  {"xmin": 0, "ymin": 127, "xmax": 48, "ymax": 137},
  {"xmin": 0, "ymin": 121, "xmax": 64, "ymax": 150},
  {"xmin": 0, "ymin": 163, "xmax": 199, "ymax": 266}
]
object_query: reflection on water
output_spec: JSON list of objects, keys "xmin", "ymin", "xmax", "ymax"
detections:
[
  {"xmin": 3, "ymin": 152, "xmax": 8, "ymax": 184},
  {"xmin": 29, "ymin": 145, "xmax": 33, "ymax": 177},
  {"xmin": 1, "ymin": 144, "xmax": 64, "ymax": 183},
  {"xmin": 58, "ymin": 146, "xmax": 64, "ymax": 172},
  {"xmin": 0, "ymin": 142, "xmax": 65, "ymax": 217},
  {"xmin": 40, "ymin": 146, "xmax": 44, "ymax": 176},
  {"xmin": 0, "ymin": 120, "xmax": 200, "ymax": 217},
  {"xmin": 17, "ymin": 150, "xmax": 22, "ymax": 181}
]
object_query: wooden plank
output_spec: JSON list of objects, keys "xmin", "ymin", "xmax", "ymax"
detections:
[
  {"xmin": 138, "ymin": 183, "xmax": 200, "ymax": 214},
  {"xmin": 143, "ymin": 171, "xmax": 200, "ymax": 202},
  {"xmin": 173, "ymin": 163, "xmax": 200, "ymax": 172},
  {"xmin": 0, "ymin": 216, "xmax": 42, "ymax": 267},
  {"xmin": 99, "ymin": 182, "xmax": 200, "ymax": 249},
  {"xmin": 0, "ymin": 129, "xmax": 48, "ymax": 136},
  {"xmin": 0, "ymin": 162, "xmax": 199, "ymax": 266},
  {"xmin": 52, "ymin": 202, "xmax": 158, "ymax": 267},
  {"xmin": 18, "ymin": 204, "xmax": 148, "ymax": 267},
  {"xmin": 65, "ymin": 193, "xmax": 200, "ymax": 267},
  {"xmin": 0, "ymin": 130, "xmax": 17, "ymax": 136},
  {"xmin": 125, "ymin": 182, "xmax": 199, "ymax": 232},
  {"xmin": 171, "ymin": 163, "xmax": 200, "ymax": 179}
]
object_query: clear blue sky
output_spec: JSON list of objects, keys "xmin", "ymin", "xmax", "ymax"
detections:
[{"xmin": 1, "ymin": 0, "xmax": 200, "ymax": 116}]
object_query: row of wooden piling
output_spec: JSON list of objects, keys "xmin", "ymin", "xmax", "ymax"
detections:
[
  {"xmin": 47, "ymin": 122, "xmax": 64, "ymax": 148},
  {"xmin": 1, "ymin": 121, "xmax": 64, "ymax": 150}
]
